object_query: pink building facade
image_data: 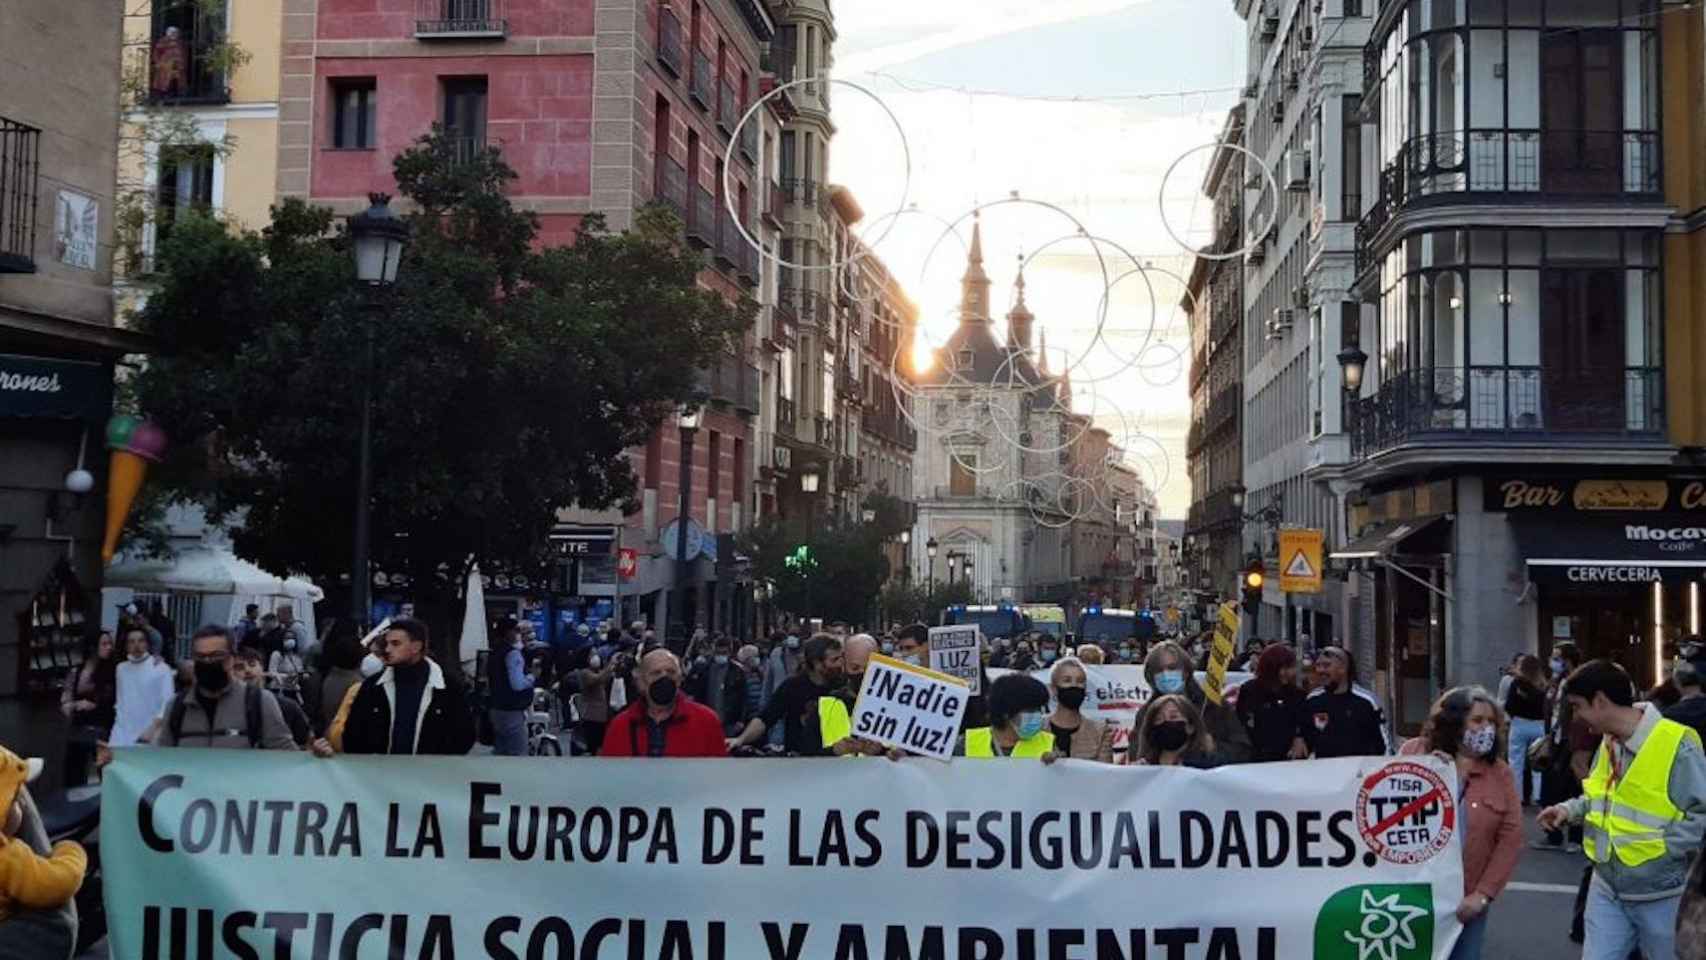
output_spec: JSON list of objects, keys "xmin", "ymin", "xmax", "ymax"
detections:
[{"xmin": 277, "ymin": 0, "xmax": 775, "ymax": 635}]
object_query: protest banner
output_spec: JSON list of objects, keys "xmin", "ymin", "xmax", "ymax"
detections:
[
  {"xmin": 927, "ymin": 624, "xmax": 982, "ymax": 694},
  {"xmin": 102, "ymin": 750, "xmax": 1465, "ymax": 959},
  {"xmin": 1202, "ymin": 603, "xmax": 1240, "ymax": 705},
  {"xmin": 990, "ymin": 663, "xmax": 1252, "ymax": 755},
  {"xmin": 851, "ymin": 652, "xmax": 970, "ymax": 761}
]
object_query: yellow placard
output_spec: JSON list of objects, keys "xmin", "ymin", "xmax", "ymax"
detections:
[
  {"xmin": 1278, "ymin": 528, "xmax": 1324, "ymax": 594},
  {"xmin": 1203, "ymin": 603, "xmax": 1239, "ymax": 705}
]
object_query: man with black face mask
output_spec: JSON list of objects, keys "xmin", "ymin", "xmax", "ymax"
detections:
[
  {"xmin": 149, "ymin": 625, "xmax": 297, "ymax": 750},
  {"xmin": 600, "ymin": 649, "xmax": 727, "ymax": 757},
  {"xmin": 728, "ymin": 634, "xmax": 844, "ymax": 755}
]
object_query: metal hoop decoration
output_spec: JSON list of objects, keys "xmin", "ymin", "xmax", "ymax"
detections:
[
  {"xmin": 1157, "ymin": 140, "xmax": 1280, "ymax": 262},
  {"xmin": 720, "ymin": 77, "xmax": 911, "ymax": 272}
]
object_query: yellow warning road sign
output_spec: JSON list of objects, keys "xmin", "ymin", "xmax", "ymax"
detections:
[{"xmin": 1278, "ymin": 528, "xmax": 1324, "ymax": 594}]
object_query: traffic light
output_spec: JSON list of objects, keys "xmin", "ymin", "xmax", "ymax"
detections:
[{"xmin": 1242, "ymin": 560, "xmax": 1265, "ymax": 618}]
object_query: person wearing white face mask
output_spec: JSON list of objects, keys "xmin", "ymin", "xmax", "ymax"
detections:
[
  {"xmin": 959, "ymin": 674, "xmax": 1059, "ymax": 762},
  {"xmin": 1401, "ymin": 687, "xmax": 1524, "ymax": 960},
  {"xmin": 111, "ymin": 627, "xmax": 174, "ymax": 746},
  {"xmin": 267, "ymin": 634, "xmax": 307, "ymax": 701}
]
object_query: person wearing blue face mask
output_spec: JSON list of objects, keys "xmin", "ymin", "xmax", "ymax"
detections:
[
  {"xmin": 686, "ymin": 636, "xmax": 750, "ymax": 737},
  {"xmin": 1124, "ymin": 640, "xmax": 1252, "ymax": 765},
  {"xmin": 960, "ymin": 674, "xmax": 1059, "ymax": 762}
]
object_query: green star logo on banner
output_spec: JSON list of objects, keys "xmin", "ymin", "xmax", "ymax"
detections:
[{"xmin": 1314, "ymin": 884, "xmax": 1434, "ymax": 960}]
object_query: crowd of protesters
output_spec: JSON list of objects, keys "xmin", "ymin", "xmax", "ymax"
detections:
[{"xmin": 20, "ymin": 609, "xmax": 1706, "ymax": 960}]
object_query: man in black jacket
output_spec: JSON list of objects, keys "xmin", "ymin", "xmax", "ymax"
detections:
[
  {"xmin": 1665, "ymin": 639, "xmax": 1706, "ymax": 742},
  {"xmin": 685, "ymin": 635, "xmax": 749, "ymax": 736},
  {"xmin": 1298, "ymin": 646, "xmax": 1391, "ymax": 758},
  {"xmin": 323, "ymin": 619, "xmax": 476, "ymax": 756}
]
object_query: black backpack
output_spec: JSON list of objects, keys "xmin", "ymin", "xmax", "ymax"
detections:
[{"xmin": 168, "ymin": 685, "xmax": 264, "ymax": 747}]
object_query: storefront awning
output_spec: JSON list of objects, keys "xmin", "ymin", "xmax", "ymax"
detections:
[
  {"xmin": 1514, "ymin": 518, "xmax": 1706, "ymax": 584},
  {"xmin": 1331, "ymin": 516, "xmax": 1449, "ymax": 561}
]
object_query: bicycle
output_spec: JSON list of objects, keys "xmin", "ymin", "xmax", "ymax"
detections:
[{"xmin": 527, "ymin": 688, "xmax": 563, "ymax": 756}]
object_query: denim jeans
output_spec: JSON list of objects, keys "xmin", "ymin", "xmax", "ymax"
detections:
[
  {"xmin": 1449, "ymin": 909, "xmax": 1489, "ymax": 960},
  {"xmin": 490, "ymin": 708, "xmax": 529, "ymax": 757},
  {"xmin": 1583, "ymin": 875, "xmax": 1678, "ymax": 960},
  {"xmin": 1507, "ymin": 717, "xmax": 1545, "ymax": 803}
]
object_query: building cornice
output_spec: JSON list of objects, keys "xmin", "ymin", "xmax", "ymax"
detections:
[{"xmin": 1344, "ymin": 441, "xmax": 1680, "ymax": 485}]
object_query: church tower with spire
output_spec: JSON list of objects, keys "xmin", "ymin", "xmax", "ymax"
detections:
[
  {"xmin": 1006, "ymin": 254, "xmax": 1034, "ymax": 355},
  {"xmin": 959, "ymin": 213, "xmax": 991, "ymax": 324}
]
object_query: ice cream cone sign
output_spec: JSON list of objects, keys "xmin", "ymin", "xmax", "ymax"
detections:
[{"xmin": 101, "ymin": 414, "xmax": 167, "ymax": 564}]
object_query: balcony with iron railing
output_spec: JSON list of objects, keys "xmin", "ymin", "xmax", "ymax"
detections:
[
  {"xmin": 797, "ymin": 289, "xmax": 829, "ymax": 327},
  {"xmin": 783, "ymin": 177, "xmax": 819, "ymax": 211},
  {"xmin": 776, "ymin": 395, "xmax": 797, "ymax": 437},
  {"xmin": 738, "ymin": 115, "xmax": 758, "ymax": 166},
  {"xmin": 837, "ymin": 455, "xmax": 862, "ymax": 488},
  {"xmin": 1355, "ymin": 129, "xmax": 1662, "ymax": 270},
  {"xmin": 814, "ymin": 415, "xmax": 834, "ymax": 448},
  {"xmin": 447, "ymin": 135, "xmax": 487, "ymax": 167},
  {"xmin": 702, "ymin": 356, "xmax": 761, "ymax": 416},
  {"xmin": 775, "ymin": 285, "xmax": 799, "ymax": 326},
  {"xmin": 415, "ymin": 0, "xmax": 507, "ymax": 38},
  {"xmin": 142, "ymin": 11, "xmax": 230, "ymax": 105},
  {"xmin": 656, "ymin": 6, "xmax": 684, "ymax": 77},
  {"xmin": 1350, "ymin": 366, "xmax": 1666, "ymax": 460},
  {"xmin": 717, "ymin": 83, "xmax": 739, "ymax": 138},
  {"xmin": 0, "ymin": 118, "xmax": 40, "ymax": 274},
  {"xmin": 690, "ymin": 52, "xmax": 714, "ymax": 111},
  {"xmin": 713, "ymin": 211, "xmax": 738, "ymax": 268},
  {"xmin": 687, "ymin": 186, "xmax": 715, "ymax": 248},
  {"xmin": 654, "ymin": 153, "xmax": 687, "ymax": 217}
]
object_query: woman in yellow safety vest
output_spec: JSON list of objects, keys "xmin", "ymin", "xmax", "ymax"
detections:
[{"xmin": 960, "ymin": 674, "xmax": 1059, "ymax": 762}]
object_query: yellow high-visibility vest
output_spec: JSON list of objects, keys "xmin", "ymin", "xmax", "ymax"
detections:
[
  {"xmin": 964, "ymin": 725, "xmax": 1053, "ymax": 758},
  {"xmin": 818, "ymin": 697, "xmax": 853, "ymax": 751},
  {"xmin": 1581, "ymin": 717, "xmax": 1699, "ymax": 867}
]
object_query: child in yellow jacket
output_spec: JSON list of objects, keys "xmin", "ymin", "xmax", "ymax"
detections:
[{"xmin": 0, "ymin": 747, "xmax": 85, "ymax": 925}]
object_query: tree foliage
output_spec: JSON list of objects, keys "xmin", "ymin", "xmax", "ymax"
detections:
[
  {"xmin": 879, "ymin": 579, "xmax": 973, "ymax": 627},
  {"xmin": 127, "ymin": 132, "xmax": 753, "ymax": 606},
  {"xmin": 741, "ymin": 514, "xmax": 894, "ymax": 626}
]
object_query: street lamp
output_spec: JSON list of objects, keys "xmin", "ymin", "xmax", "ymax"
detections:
[
  {"xmin": 675, "ymin": 407, "xmax": 702, "ymax": 639},
  {"xmin": 346, "ymin": 193, "xmax": 410, "ymax": 630},
  {"xmin": 926, "ymin": 536, "xmax": 938, "ymax": 597},
  {"xmin": 862, "ymin": 507, "xmax": 876, "ymax": 524},
  {"xmin": 1337, "ymin": 344, "xmax": 1368, "ymax": 394},
  {"xmin": 1229, "ymin": 484, "xmax": 1247, "ymax": 510}
]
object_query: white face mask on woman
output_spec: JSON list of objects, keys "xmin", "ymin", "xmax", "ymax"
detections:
[{"xmin": 360, "ymin": 653, "xmax": 385, "ymax": 678}]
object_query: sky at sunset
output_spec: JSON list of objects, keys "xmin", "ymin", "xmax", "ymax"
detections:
[{"xmin": 827, "ymin": 0, "xmax": 1246, "ymax": 518}]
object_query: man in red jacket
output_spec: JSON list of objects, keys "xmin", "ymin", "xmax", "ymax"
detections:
[{"xmin": 601, "ymin": 649, "xmax": 728, "ymax": 757}]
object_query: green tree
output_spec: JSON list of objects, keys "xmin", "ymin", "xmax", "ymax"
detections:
[
  {"xmin": 127, "ymin": 132, "xmax": 753, "ymax": 643},
  {"xmin": 879, "ymin": 579, "xmax": 972, "ymax": 627},
  {"xmin": 743, "ymin": 514, "xmax": 893, "ymax": 626}
]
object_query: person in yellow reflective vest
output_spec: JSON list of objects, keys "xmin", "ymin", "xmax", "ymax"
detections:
[
  {"xmin": 816, "ymin": 635, "xmax": 888, "ymax": 757},
  {"xmin": 959, "ymin": 673, "xmax": 1060, "ymax": 763},
  {"xmin": 1539, "ymin": 659, "xmax": 1706, "ymax": 960}
]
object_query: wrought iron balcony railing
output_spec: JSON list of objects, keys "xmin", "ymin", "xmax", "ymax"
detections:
[
  {"xmin": 415, "ymin": 0, "xmax": 507, "ymax": 38},
  {"xmin": 655, "ymin": 153, "xmax": 687, "ymax": 217},
  {"xmin": 0, "ymin": 118, "xmax": 40, "ymax": 274},
  {"xmin": 687, "ymin": 186, "xmax": 715, "ymax": 248},
  {"xmin": 690, "ymin": 52, "xmax": 714, "ymax": 111},
  {"xmin": 1349, "ymin": 365, "xmax": 1665, "ymax": 459},
  {"xmin": 1356, "ymin": 129, "xmax": 1661, "ymax": 268},
  {"xmin": 776, "ymin": 395, "xmax": 796, "ymax": 436},
  {"xmin": 143, "ymin": 11, "xmax": 230, "ymax": 105},
  {"xmin": 656, "ymin": 7, "xmax": 684, "ymax": 77}
]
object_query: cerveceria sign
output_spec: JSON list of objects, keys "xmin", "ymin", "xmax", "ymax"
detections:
[
  {"xmin": 0, "ymin": 353, "xmax": 110, "ymax": 420},
  {"xmin": 1487, "ymin": 477, "xmax": 1706, "ymax": 513}
]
